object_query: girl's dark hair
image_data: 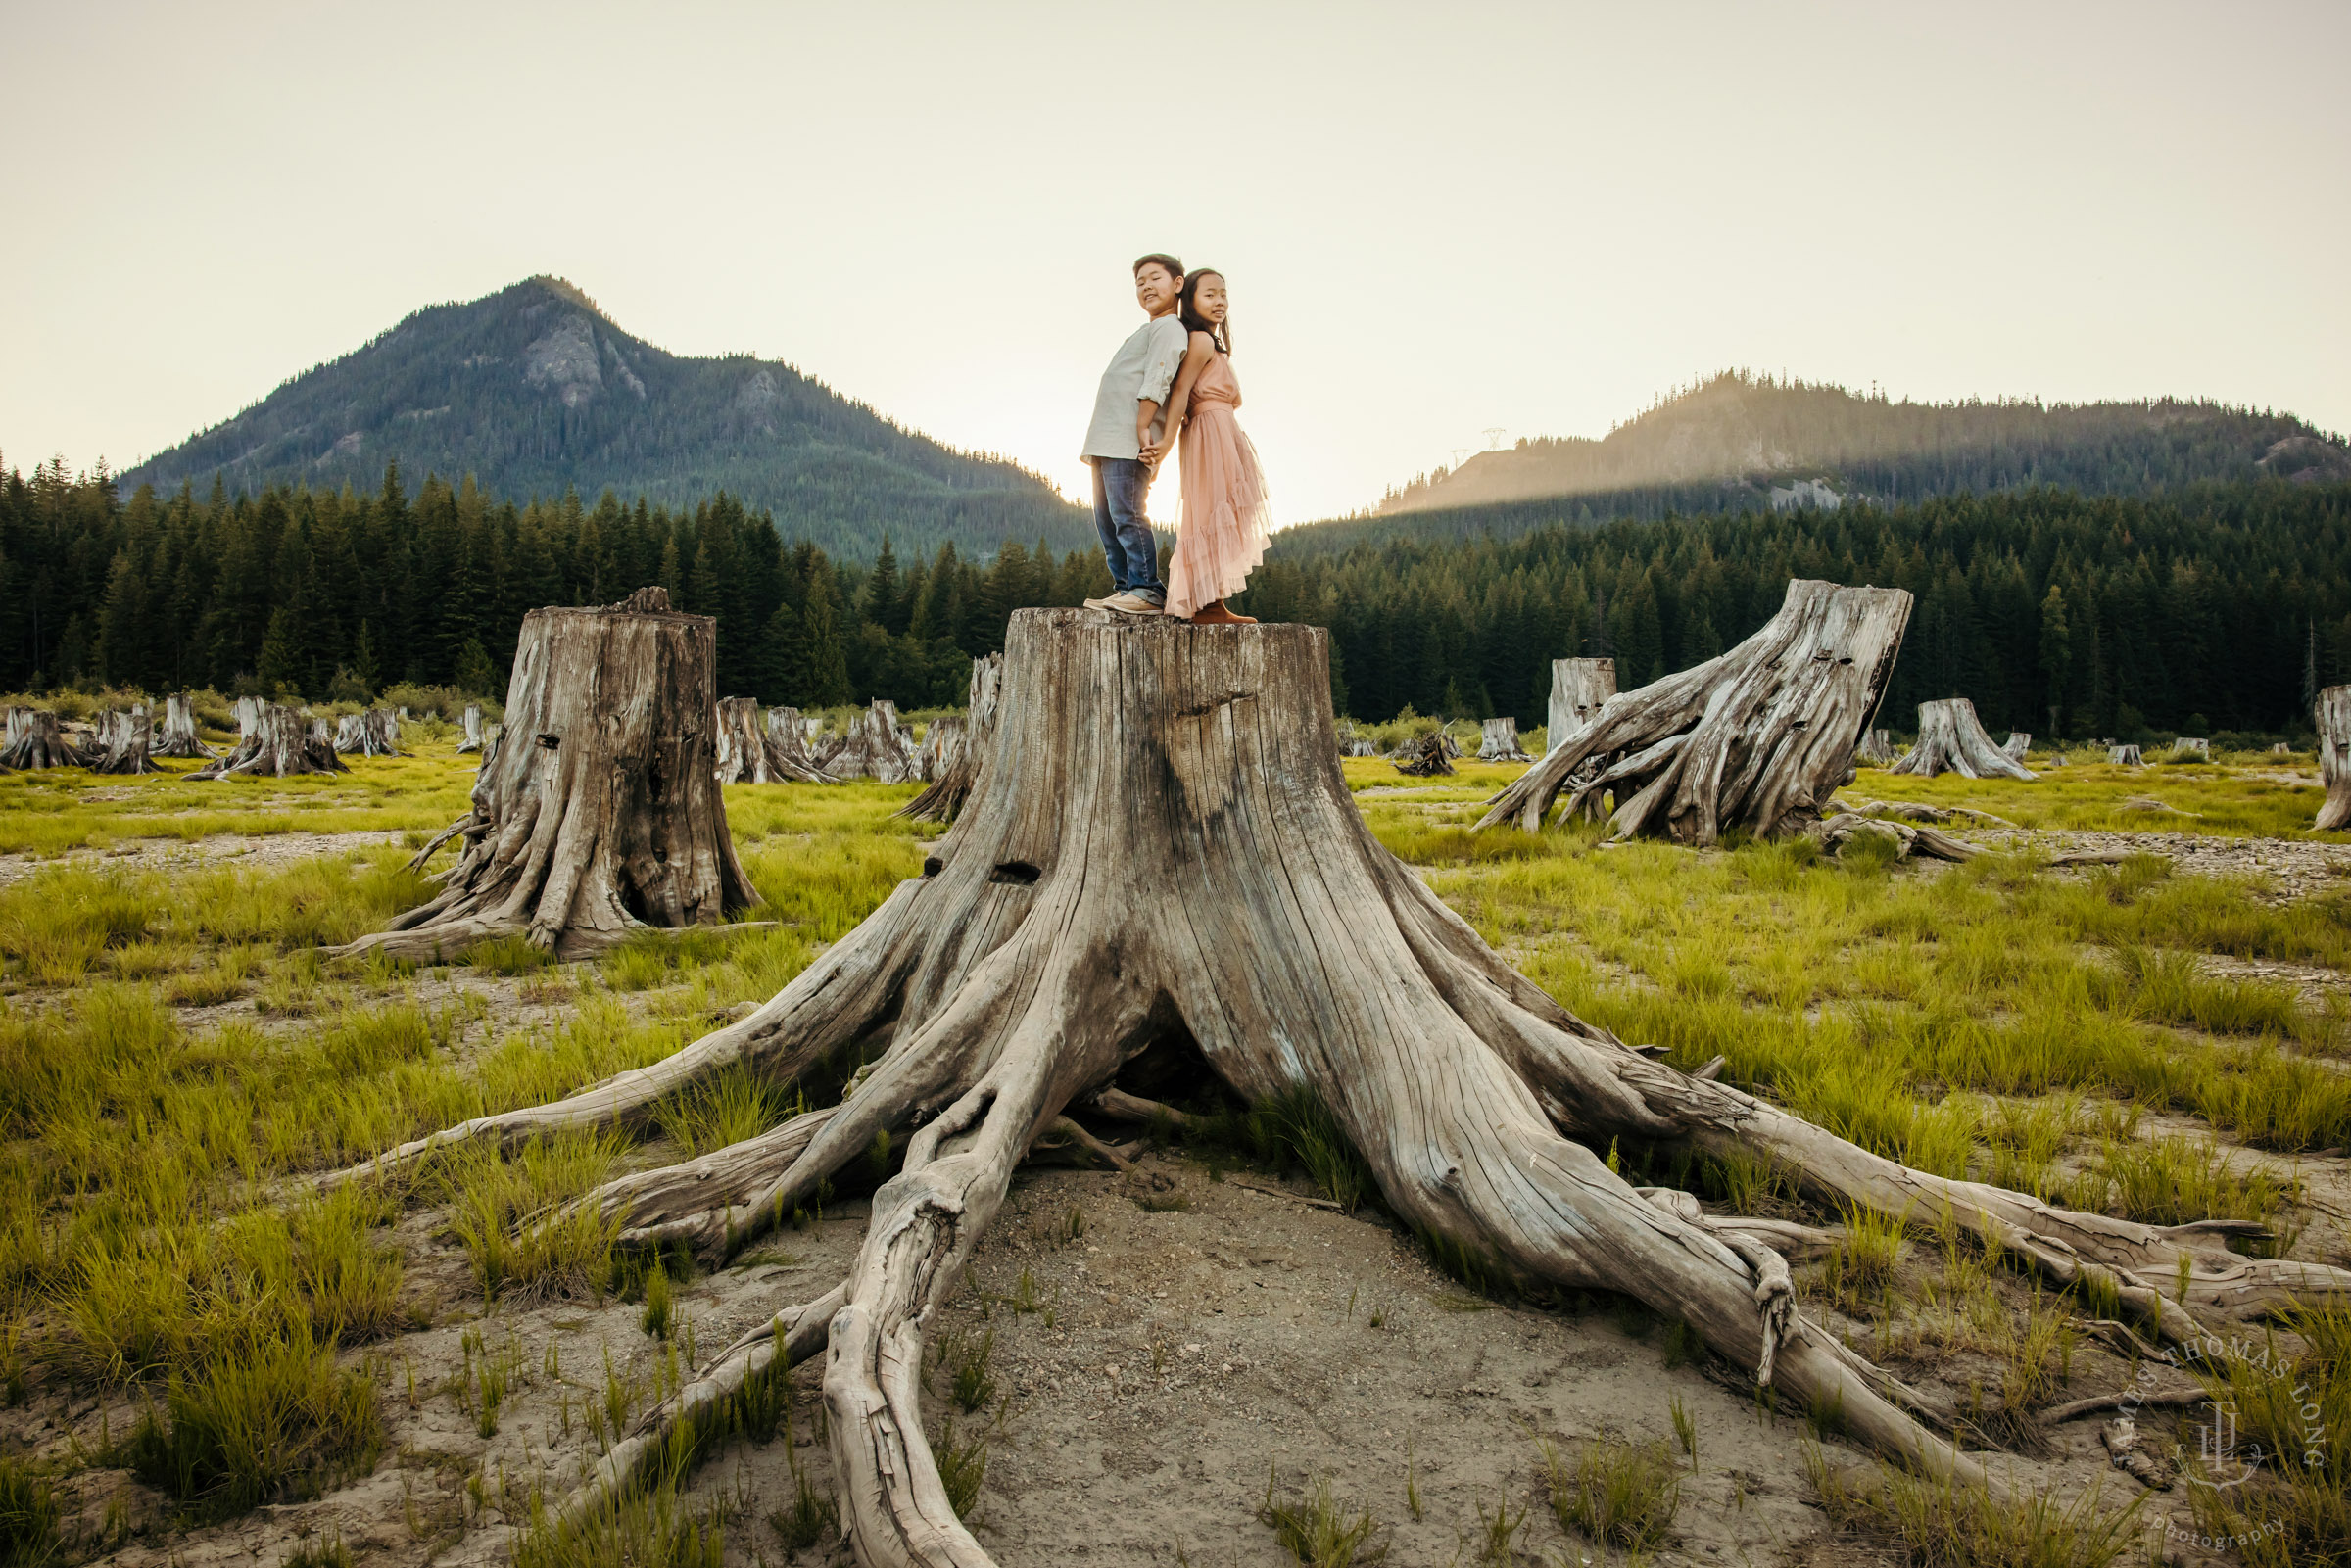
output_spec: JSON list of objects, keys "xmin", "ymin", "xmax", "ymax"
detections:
[{"xmin": 1177, "ymin": 269, "xmax": 1230, "ymax": 356}]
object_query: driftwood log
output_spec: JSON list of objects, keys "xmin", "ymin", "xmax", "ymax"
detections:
[
  {"xmin": 1546, "ymin": 657, "xmax": 1616, "ymax": 754},
  {"xmin": 1887, "ymin": 698, "xmax": 2034, "ymax": 781},
  {"xmin": 152, "ymin": 693, "xmax": 216, "ymax": 758},
  {"xmin": 1854, "ymin": 728, "xmax": 1895, "ymax": 767},
  {"xmin": 898, "ymin": 655, "xmax": 1003, "ymax": 823},
  {"xmin": 322, "ymin": 608, "xmax": 2351, "ymax": 1561},
  {"xmin": 333, "ymin": 588, "xmax": 763, "ymax": 961},
  {"xmin": 0, "ymin": 709, "xmax": 87, "ymax": 770},
  {"xmin": 87, "ymin": 707, "xmax": 158, "ymax": 775},
  {"xmin": 2109, "ymin": 745, "xmax": 2145, "ymax": 767},
  {"xmin": 190, "ymin": 704, "xmax": 348, "ymax": 779},
  {"xmin": 1391, "ymin": 731, "xmax": 1456, "ymax": 777},
  {"xmin": 456, "ymin": 704, "xmax": 485, "ymax": 755},
  {"xmin": 824, "ymin": 699, "xmax": 920, "ymax": 784},
  {"xmin": 2317, "ymin": 685, "xmax": 2350, "ymax": 832},
  {"xmin": 2001, "ymin": 732, "xmax": 2031, "ymax": 759},
  {"xmin": 1479, "ymin": 580, "xmax": 1910, "ymax": 841},
  {"xmin": 1476, "ymin": 716, "xmax": 1532, "ymax": 761}
]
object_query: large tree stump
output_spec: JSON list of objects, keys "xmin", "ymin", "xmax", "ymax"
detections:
[
  {"xmin": 1547, "ymin": 657, "xmax": 1616, "ymax": 754},
  {"xmin": 2109, "ymin": 744, "xmax": 2145, "ymax": 767},
  {"xmin": 824, "ymin": 700, "xmax": 920, "ymax": 784},
  {"xmin": 2174, "ymin": 736, "xmax": 2210, "ymax": 760},
  {"xmin": 898, "ymin": 655, "xmax": 1003, "ymax": 824},
  {"xmin": 0, "ymin": 709, "xmax": 88, "ymax": 770},
  {"xmin": 1479, "ymin": 580, "xmax": 1912, "ymax": 840},
  {"xmin": 87, "ymin": 707, "xmax": 158, "ymax": 775},
  {"xmin": 332, "ymin": 710, "xmax": 400, "ymax": 757},
  {"xmin": 1391, "ymin": 730, "xmax": 1456, "ymax": 776},
  {"xmin": 1854, "ymin": 728, "xmax": 1895, "ymax": 767},
  {"xmin": 2317, "ymin": 685, "xmax": 2351, "ymax": 832},
  {"xmin": 911, "ymin": 716, "xmax": 964, "ymax": 785},
  {"xmin": 152, "ymin": 693, "xmax": 216, "ymax": 758},
  {"xmin": 456, "ymin": 704, "xmax": 485, "ymax": 755},
  {"xmin": 714, "ymin": 697, "xmax": 773, "ymax": 785},
  {"xmin": 1887, "ymin": 698, "xmax": 2035, "ymax": 782},
  {"xmin": 328, "ymin": 608, "xmax": 2351, "ymax": 1561},
  {"xmin": 1477, "ymin": 716, "xmax": 1532, "ymax": 761},
  {"xmin": 233, "ymin": 696, "xmax": 264, "ymax": 742},
  {"xmin": 2001, "ymin": 731, "xmax": 2031, "ymax": 759},
  {"xmin": 763, "ymin": 706, "xmax": 829, "ymax": 783},
  {"xmin": 190, "ymin": 704, "xmax": 349, "ymax": 779},
  {"xmin": 333, "ymin": 588, "xmax": 762, "ymax": 960}
]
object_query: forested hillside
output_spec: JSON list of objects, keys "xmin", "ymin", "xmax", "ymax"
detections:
[
  {"xmin": 5, "ymin": 454, "xmax": 2343, "ymax": 743},
  {"xmin": 117, "ymin": 276, "xmax": 1089, "ymax": 562},
  {"xmin": 1335, "ymin": 372, "xmax": 2351, "ymax": 552}
]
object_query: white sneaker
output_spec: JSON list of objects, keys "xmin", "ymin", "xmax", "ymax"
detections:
[{"xmin": 1101, "ymin": 592, "xmax": 1164, "ymax": 616}]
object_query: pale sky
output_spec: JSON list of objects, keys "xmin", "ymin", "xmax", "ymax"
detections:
[{"xmin": 4, "ymin": 1, "xmax": 2346, "ymax": 525}]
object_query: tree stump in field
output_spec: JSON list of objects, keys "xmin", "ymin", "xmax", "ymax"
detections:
[
  {"xmin": 898, "ymin": 654, "xmax": 1002, "ymax": 823},
  {"xmin": 2110, "ymin": 744, "xmax": 2145, "ymax": 767},
  {"xmin": 824, "ymin": 700, "xmax": 920, "ymax": 784},
  {"xmin": 714, "ymin": 697, "xmax": 773, "ymax": 785},
  {"xmin": 1477, "ymin": 717, "xmax": 1532, "ymax": 761},
  {"xmin": 1854, "ymin": 728, "xmax": 1895, "ymax": 767},
  {"xmin": 2001, "ymin": 732, "xmax": 2031, "ymax": 759},
  {"xmin": 335, "ymin": 709, "xmax": 400, "ymax": 757},
  {"xmin": 1334, "ymin": 719, "xmax": 1379, "ymax": 757},
  {"xmin": 2316, "ymin": 685, "xmax": 2350, "ymax": 832},
  {"xmin": 190, "ymin": 704, "xmax": 348, "ymax": 779},
  {"xmin": 327, "ymin": 607, "xmax": 2351, "ymax": 1559},
  {"xmin": 911, "ymin": 715, "xmax": 964, "ymax": 785},
  {"xmin": 334, "ymin": 588, "xmax": 763, "ymax": 961},
  {"xmin": 762, "ymin": 707, "xmax": 828, "ymax": 783},
  {"xmin": 1547, "ymin": 657, "xmax": 1616, "ymax": 754},
  {"xmin": 456, "ymin": 704, "xmax": 485, "ymax": 755},
  {"xmin": 233, "ymin": 696, "xmax": 264, "ymax": 742},
  {"xmin": 153, "ymin": 693, "xmax": 216, "ymax": 758},
  {"xmin": 2174, "ymin": 736, "xmax": 2210, "ymax": 760},
  {"xmin": 1392, "ymin": 730, "xmax": 1456, "ymax": 776},
  {"xmin": 333, "ymin": 714, "xmax": 365, "ymax": 752},
  {"xmin": 1480, "ymin": 580, "xmax": 1912, "ymax": 840},
  {"xmin": 0, "ymin": 709, "xmax": 87, "ymax": 770},
  {"xmin": 88, "ymin": 707, "xmax": 158, "ymax": 775},
  {"xmin": 1887, "ymin": 698, "xmax": 2034, "ymax": 782}
]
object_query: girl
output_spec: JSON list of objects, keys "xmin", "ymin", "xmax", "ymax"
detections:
[{"xmin": 1150, "ymin": 268, "xmax": 1272, "ymax": 624}]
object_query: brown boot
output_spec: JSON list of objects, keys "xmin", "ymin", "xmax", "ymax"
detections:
[{"xmin": 1189, "ymin": 599, "xmax": 1257, "ymax": 625}]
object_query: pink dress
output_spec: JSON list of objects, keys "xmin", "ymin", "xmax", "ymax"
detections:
[{"xmin": 1167, "ymin": 352, "xmax": 1273, "ymax": 619}]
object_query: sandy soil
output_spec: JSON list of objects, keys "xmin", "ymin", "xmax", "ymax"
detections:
[{"xmin": 0, "ymin": 830, "xmax": 412, "ymax": 888}]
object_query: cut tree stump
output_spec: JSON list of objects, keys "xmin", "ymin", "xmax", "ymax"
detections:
[
  {"xmin": 2317, "ymin": 685, "xmax": 2350, "ymax": 832},
  {"xmin": 1887, "ymin": 698, "xmax": 2034, "ymax": 781},
  {"xmin": 1479, "ymin": 579, "xmax": 1912, "ymax": 840},
  {"xmin": 153, "ymin": 692, "xmax": 216, "ymax": 758},
  {"xmin": 1392, "ymin": 730, "xmax": 1456, "ymax": 776},
  {"xmin": 327, "ymin": 607, "xmax": 2351, "ymax": 1559},
  {"xmin": 824, "ymin": 699, "xmax": 920, "ymax": 784},
  {"xmin": 87, "ymin": 707, "xmax": 158, "ymax": 775},
  {"xmin": 1855, "ymin": 728, "xmax": 1895, "ymax": 767},
  {"xmin": 233, "ymin": 696, "xmax": 264, "ymax": 742},
  {"xmin": 334, "ymin": 588, "xmax": 763, "ymax": 961},
  {"xmin": 763, "ymin": 706, "xmax": 829, "ymax": 783},
  {"xmin": 1477, "ymin": 717, "xmax": 1532, "ymax": 761},
  {"xmin": 0, "ymin": 709, "xmax": 87, "ymax": 770},
  {"xmin": 714, "ymin": 696, "xmax": 772, "ymax": 785},
  {"xmin": 1547, "ymin": 657, "xmax": 1616, "ymax": 753},
  {"xmin": 333, "ymin": 709, "xmax": 400, "ymax": 756},
  {"xmin": 190, "ymin": 704, "xmax": 348, "ymax": 779},
  {"xmin": 2174, "ymin": 736, "xmax": 2210, "ymax": 759},
  {"xmin": 2109, "ymin": 745, "xmax": 2145, "ymax": 767},
  {"xmin": 2002, "ymin": 732, "xmax": 2031, "ymax": 759},
  {"xmin": 456, "ymin": 704, "xmax": 485, "ymax": 755},
  {"xmin": 911, "ymin": 715, "xmax": 964, "ymax": 785},
  {"xmin": 898, "ymin": 654, "xmax": 1002, "ymax": 823}
]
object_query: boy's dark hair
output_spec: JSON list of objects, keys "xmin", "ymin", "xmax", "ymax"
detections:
[
  {"xmin": 1178, "ymin": 268, "xmax": 1230, "ymax": 356},
  {"xmin": 1131, "ymin": 252, "xmax": 1185, "ymax": 282}
]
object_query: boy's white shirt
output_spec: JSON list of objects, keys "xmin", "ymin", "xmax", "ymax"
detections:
[{"xmin": 1080, "ymin": 314, "xmax": 1189, "ymax": 462}]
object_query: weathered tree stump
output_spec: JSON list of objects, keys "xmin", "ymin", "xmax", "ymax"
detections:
[
  {"xmin": 1854, "ymin": 728, "xmax": 1896, "ymax": 767},
  {"xmin": 2173, "ymin": 736, "xmax": 2210, "ymax": 760},
  {"xmin": 1887, "ymin": 698, "xmax": 2034, "ymax": 782},
  {"xmin": 1477, "ymin": 717, "xmax": 1532, "ymax": 761},
  {"xmin": 0, "ymin": 709, "xmax": 87, "ymax": 770},
  {"xmin": 456, "ymin": 704, "xmax": 485, "ymax": 755},
  {"xmin": 1391, "ymin": 730, "xmax": 1456, "ymax": 776},
  {"xmin": 714, "ymin": 697, "xmax": 772, "ymax": 785},
  {"xmin": 1334, "ymin": 719, "xmax": 1379, "ymax": 757},
  {"xmin": 911, "ymin": 716, "xmax": 964, "ymax": 785},
  {"xmin": 1547, "ymin": 657, "xmax": 1616, "ymax": 754},
  {"xmin": 333, "ymin": 588, "xmax": 763, "ymax": 960},
  {"xmin": 762, "ymin": 706, "xmax": 829, "ymax": 784},
  {"xmin": 326, "ymin": 608, "xmax": 2351, "ymax": 1558},
  {"xmin": 2109, "ymin": 744, "xmax": 2145, "ymax": 767},
  {"xmin": 823, "ymin": 699, "xmax": 920, "ymax": 784},
  {"xmin": 190, "ymin": 704, "xmax": 349, "ymax": 779},
  {"xmin": 1480, "ymin": 580, "xmax": 1912, "ymax": 840},
  {"xmin": 232, "ymin": 696, "xmax": 264, "ymax": 742},
  {"xmin": 898, "ymin": 655, "xmax": 1003, "ymax": 824},
  {"xmin": 2316, "ymin": 685, "xmax": 2350, "ymax": 832},
  {"xmin": 334, "ymin": 709, "xmax": 400, "ymax": 757},
  {"xmin": 2001, "ymin": 732, "xmax": 2032, "ymax": 759},
  {"xmin": 152, "ymin": 693, "xmax": 216, "ymax": 758},
  {"xmin": 87, "ymin": 707, "xmax": 159, "ymax": 775}
]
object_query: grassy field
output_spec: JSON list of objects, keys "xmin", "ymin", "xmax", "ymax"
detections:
[{"xmin": 0, "ymin": 737, "xmax": 2342, "ymax": 1565}]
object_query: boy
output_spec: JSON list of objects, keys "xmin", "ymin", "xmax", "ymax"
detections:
[{"xmin": 1080, "ymin": 253, "xmax": 1188, "ymax": 615}]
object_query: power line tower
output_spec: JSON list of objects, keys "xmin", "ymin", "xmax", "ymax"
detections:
[{"xmin": 1484, "ymin": 427, "xmax": 1507, "ymax": 450}]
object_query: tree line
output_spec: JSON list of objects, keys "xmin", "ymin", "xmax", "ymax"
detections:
[{"xmin": 3, "ymin": 453, "xmax": 2344, "ymax": 741}]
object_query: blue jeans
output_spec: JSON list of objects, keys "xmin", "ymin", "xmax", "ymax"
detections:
[{"xmin": 1090, "ymin": 457, "xmax": 1164, "ymax": 604}]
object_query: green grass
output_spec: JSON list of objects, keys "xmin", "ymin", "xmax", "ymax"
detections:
[{"xmin": 1540, "ymin": 1432, "xmax": 1683, "ymax": 1553}]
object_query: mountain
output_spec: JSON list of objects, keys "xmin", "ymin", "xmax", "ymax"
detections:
[
  {"xmin": 119, "ymin": 276, "xmax": 1089, "ymax": 561},
  {"xmin": 1302, "ymin": 371, "xmax": 2351, "ymax": 554}
]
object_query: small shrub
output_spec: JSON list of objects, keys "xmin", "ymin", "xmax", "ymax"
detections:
[
  {"xmin": 1807, "ymin": 1445, "xmax": 2138, "ymax": 1567},
  {"xmin": 126, "ymin": 1325, "xmax": 382, "ymax": 1521},
  {"xmin": 0, "ymin": 1457, "xmax": 60, "ymax": 1568},
  {"xmin": 1261, "ymin": 1469, "xmax": 1386, "ymax": 1567},
  {"xmin": 929, "ymin": 1416, "xmax": 987, "ymax": 1521},
  {"xmin": 1542, "ymin": 1434, "xmax": 1681, "ymax": 1553}
]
